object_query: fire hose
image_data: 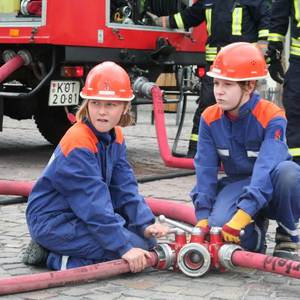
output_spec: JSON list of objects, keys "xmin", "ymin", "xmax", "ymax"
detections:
[
  {"xmin": 133, "ymin": 77, "xmax": 194, "ymax": 169},
  {"xmin": 0, "ymin": 50, "xmax": 32, "ymax": 84},
  {"xmin": 0, "ymin": 180, "xmax": 300, "ymax": 296}
]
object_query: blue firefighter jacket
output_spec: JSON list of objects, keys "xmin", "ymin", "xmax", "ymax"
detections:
[
  {"xmin": 26, "ymin": 120, "xmax": 155, "ymax": 257},
  {"xmin": 190, "ymin": 93, "xmax": 291, "ymax": 221}
]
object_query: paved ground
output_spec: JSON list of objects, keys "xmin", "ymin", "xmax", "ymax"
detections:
[{"xmin": 0, "ymin": 101, "xmax": 300, "ymax": 299}]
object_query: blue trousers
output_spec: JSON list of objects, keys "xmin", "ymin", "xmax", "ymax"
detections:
[
  {"xmin": 208, "ymin": 161, "xmax": 300, "ymax": 251},
  {"xmin": 35, "ymin": 224, "xmax": 156, "ymax": 270}
]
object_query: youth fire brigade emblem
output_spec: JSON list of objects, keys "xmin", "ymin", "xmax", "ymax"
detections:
[{"xmin": 104, "ymin": 81, "xmax": 110, "ymax": 91}]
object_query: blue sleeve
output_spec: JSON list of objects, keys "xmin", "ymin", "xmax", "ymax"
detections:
[
  {"xmin": 52, "ymin": 148, "xmax": 133, "ymax": 257},
  {"xmin": 238, "ymin": 117, "xmax": 291, "ymax": 216},
  {"xmin": 190, "ymin": 118, "xmax": 219, "ymax": 220},
  {"xmin": 110, "ymin": 141, "xmax": 155, "ymax": 236}
]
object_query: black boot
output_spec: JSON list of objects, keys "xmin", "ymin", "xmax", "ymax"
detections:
[
  {"xmin": 273, "ymin": 228, "xmax": 300, "ymax": 261},
  {"xmin": 22, "ymin": 240, "xmax": 49, "ymax": 266}
]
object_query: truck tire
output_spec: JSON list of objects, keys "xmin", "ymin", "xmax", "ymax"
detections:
[{"xmin": 34, "ymin": 106, "xmax": 72, "ymax": 145}]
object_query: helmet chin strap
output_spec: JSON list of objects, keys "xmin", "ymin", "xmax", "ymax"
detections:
[{"xmin": 226, "ymin": 93, "xmax": 244, "ymax": 113}]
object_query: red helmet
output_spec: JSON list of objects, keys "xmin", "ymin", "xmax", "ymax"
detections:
[
  {"xmin": 80, "ymin": 61, "xmax": 134, "ymax": 101},
  {"xmin": 207, "ymin": 42, "xmax": 268, "ymax": 81}
]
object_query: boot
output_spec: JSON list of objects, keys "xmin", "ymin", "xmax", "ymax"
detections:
[
  {"xmin": 22, "ymin": 240, "xmax": 48, "ymax": 266},
  {"xmin": 257, "ymin": 218, "xmax": 269, "ymax": 254},
  {"xmin": 273, "ymin": 228, "xmax": 300, "ymax": 261}
]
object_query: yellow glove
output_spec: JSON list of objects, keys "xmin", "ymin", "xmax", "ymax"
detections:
[
  {"xmin": 196, "ymin": 219, "xmax": 209, "ymax": 234},
  {"xmin": 222, "ymin": 209, "xmax": 252, "ymax": 243}
]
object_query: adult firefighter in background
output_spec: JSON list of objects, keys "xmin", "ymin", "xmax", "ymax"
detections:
[
  {"xmin": 267, "ymin": 0, "xmax": 300, "ymax": 164},
  {"xmin": 148, "ymin": 0, "xmax": 270, "ymax": 157}
]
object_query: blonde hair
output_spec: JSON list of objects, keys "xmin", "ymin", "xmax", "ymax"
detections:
[{"xmin": 75, "ymin": 99, "xmax": 135, "ymax": 127}]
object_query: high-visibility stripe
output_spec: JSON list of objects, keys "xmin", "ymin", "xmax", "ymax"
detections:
[
  {"xmin": 174, "ymin": 13, "xmax": 184, "ymax": 29},
  {"xmin": 205, "ymin": 45, "xmax": 217, "ymax": 62},
  {"xmin": 289, "ymin": 147, "xmax": 300, "ymax": 157},
  {"xmin": 292, "ymin": 37, "xmax": 300, "ymax": 46},
  {"xmin": 268, "ymin": 33, "xmax": 285, "ymax": 43},
  {"xmin": 217, "ymin": 150, "xmax": 259, "ymax": 157},
  {"xmin": 205, "ymin": 8, "xmax": 212, "ymax": 36},
  {"xmin": 61, "ymin": 255, "xmax": 69, "ymax": 270},
  {"xmin": 290, "ymin": 46, "xmax": 300, "ymax": 56},
  {"xmin": 258, "ymin": 29, "xmax": 269, "ymax": 39},
  {"xmin": 247, "ymin": 151, "xmax": 259, "ymax": 157},
  {"xmin": 232, "ymin": 7, "xmax": 243, "ymax": 36},
  {"xmin": 206, "ymin": 55, "xmax": 216, "ymax": 62},
  {"xmin": 294, "ymin": 0, "xmax": 300, "ymax": 27},
  {"xmin": 190, "ymin": 134, "xmax": 198, "ymax": 142},
  {"xmin": 217, "ymin": 149, "xmax": 229, "ymax": 156},
  {"xmin": 290, "ymin": 38, "xmax": 300, "ymax": 56},
  {"xmin": 278, "ymin": 221, "xmax": 299, "ymax": 237}
]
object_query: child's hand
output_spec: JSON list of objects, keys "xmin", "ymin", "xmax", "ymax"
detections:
[
  {"xmin": 122, "ymin": 248, "xmax": 151, "ymax": 273},
  {"xmin": 144, "ymin": 223, "xmax": 169, "ymax": 238}
]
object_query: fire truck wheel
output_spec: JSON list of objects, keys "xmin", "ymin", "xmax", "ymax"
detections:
[{"xmin": 34, "ymin": 106, "xmax": 71, "ymax": 145}]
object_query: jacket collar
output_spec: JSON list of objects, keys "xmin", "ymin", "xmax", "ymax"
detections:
[
  {"xmin": 83, "ymin": 118, "xmax": 116, "ymax": 145},
  {"xmin": 225, "ymin": 92, "xmax": 260, "ymax": 120}
]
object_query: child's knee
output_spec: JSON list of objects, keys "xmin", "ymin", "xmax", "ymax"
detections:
[{"xmin": 274, "ymin": 161, "xmax": 300, "ymax": 187}]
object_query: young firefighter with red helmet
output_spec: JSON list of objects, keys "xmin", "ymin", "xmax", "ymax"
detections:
[
  {"xmin": 191, "ymin": 42, "xmax": 300, "ymax": 260},
  {"xmin": 23, "ymin": 61, "xmax": 169, "ymax": 271}
]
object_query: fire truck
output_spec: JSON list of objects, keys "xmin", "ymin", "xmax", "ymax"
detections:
[{"xmin": 0, "ymin": 0, "xmax": 206, "ymax": 145}]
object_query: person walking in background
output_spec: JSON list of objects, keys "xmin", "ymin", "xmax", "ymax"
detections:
[
  {"xmin": 148, "ymin": 0, "xmax": 270, "ymax": 157},
  {"xmin": 267, "ymin": 0, "xmax": 300, "ymax": 164},
  {"xmin": 23, "ymin": 61, "xmax": 169, "ymax": 271},
  {"xmin": 191, "ymin": 42, "xmax": 300, "ymax": 260}
]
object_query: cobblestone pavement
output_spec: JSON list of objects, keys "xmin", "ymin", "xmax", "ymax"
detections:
[{"xmin": 0, "ymin": 102, "xmax": 300, "ymax": 299}]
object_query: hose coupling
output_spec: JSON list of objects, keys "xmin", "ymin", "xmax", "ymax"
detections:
[
  {"xmin": 218, "ymin": 244, "xmax": 243, "ymax": 270},
  {"xmin": 133, "ymin": 76, "xmax": 156, "ymax": 99}
]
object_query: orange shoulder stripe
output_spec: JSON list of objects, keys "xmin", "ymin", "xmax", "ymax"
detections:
[
  {"xmin": 252, "ymin": 99, "xmax": 286, "ymax": 128},
  {"xmin": 114, "ymin": 126, "xmax": 124, "ymax": 144},
  {"xmin": 60, "ymin": 122, "xmax": 98, "ymax": 157},
  {"xmin": 202, "ymin": 104, "xmax": 223, "ymax": 126}
]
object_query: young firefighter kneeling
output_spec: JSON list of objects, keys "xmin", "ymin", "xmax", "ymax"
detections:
[
  {"xmin": 23, "ymin": 61, "xmax": 169, "ymax": 271},
  {"xmin": 191, "ymin": 42, "xmax": 300, "ymax": 260}
]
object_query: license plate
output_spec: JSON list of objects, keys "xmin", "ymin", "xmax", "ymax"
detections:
[{"xmin": 49, "ymin": 80, "xmax": 80, "ymax": 106}]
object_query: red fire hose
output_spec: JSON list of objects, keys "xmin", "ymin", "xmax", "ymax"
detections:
[
  {"xmin": 146, "ymin": 197, "xmax": 196, "ymax": 225},
  {"xmin": 0, "ymin": 55, "xmax": 26, "ymax": 83},
  {"xmin": 231, "ymin": 250, "xmax": 300, "ymax": 279},
  {"xmin": 0, "ymin": 252, "xmax": 157, "ymax": 295},
  {"xmin": 0, "ymin": 180, "xmax": 197, "ymax": 224},
  {"xmin": 151, "ymin": 85, "xmax": 194, "ymax": 169},
  {"xmin": 0, "ymin": 180, "xmax": 33, "ymax": 196},
  {"xmin": 1, "ymin": 179, "xmax": 300, "ymax": 296}
]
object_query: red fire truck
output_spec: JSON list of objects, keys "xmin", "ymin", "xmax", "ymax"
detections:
[{"xmin": 0, "ymin": 0, "xmax": 206, "ymax": 144}]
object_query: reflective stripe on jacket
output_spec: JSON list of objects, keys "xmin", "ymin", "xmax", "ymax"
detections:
[
  {"xmin": 169, "ymin": 0, "xmax": 270, "ymax": 62},
  {"xmin": 26, "ymin": 120, "xmax": 155, "ymax": 257},
  {"xmin": 268, "ymin": 0, "xmax": 300, "ymax": 59},
  {"xmin": 190, "ymin": 93, "xmax": 291, "ymax": 220}
]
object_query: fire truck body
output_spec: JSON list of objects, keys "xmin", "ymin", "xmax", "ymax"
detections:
[{"xmin": 0, "ymin": 0, "xmax": 206, "ymax": 144}]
